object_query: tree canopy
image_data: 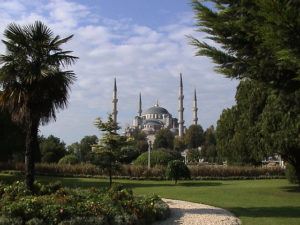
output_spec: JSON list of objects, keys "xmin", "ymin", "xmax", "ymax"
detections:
[
  {"xmin": 184, "ymin": 124, "xmax": 204, "ymax": 149},
  {"xmin": 153, "ymin": 129, "xmax": 174, "ymax": 150},
  {"xmin": 39, "ymin": 135, "xmax": 67, "ymax": 163},
  {"xmin": 190, "ymin": 0, "xmax": 300, "ymax": 179}
]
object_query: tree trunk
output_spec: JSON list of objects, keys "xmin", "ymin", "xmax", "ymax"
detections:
[
  {"xmin": 295, "ymin": 164, "xmax": 300, "ymax": 187},
  {"xmin": 109, "ymin": 169, "xmax": 112, "ymax": 187},
  {"xmin": 24, "ymin": 119, "xmax": 39, "ymax": 192}
]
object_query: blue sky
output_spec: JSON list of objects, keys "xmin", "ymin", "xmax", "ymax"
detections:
[{"xmin": 0, "ymin": 0, "xmax": 238, "ymax": 145}]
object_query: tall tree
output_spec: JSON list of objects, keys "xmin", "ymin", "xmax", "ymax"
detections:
[
  {"xmin": 0, "ymin": 21, "xmax": 77, "ymax": 191},
  {"xmin": 190, "ymin": 0, "xmax": 300, "ymax": 179},
  {"xmin": 153, "ymin": 129, "xmax": 174, "ymax": 150},
  {"xmin": 184, "ymin": 124, "xmax": 204, "ymax": 149},
  {"xmin": 92, "ymin": 114, "xmax": 126, "ymax": 186}
]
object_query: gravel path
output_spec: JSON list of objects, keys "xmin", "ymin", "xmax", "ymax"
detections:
[{"xmin": 153, "ymin": 199, "xmax": 242, "ymax": 225}]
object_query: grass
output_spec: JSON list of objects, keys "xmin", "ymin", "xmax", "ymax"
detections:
[{"xmin": 1, "ymin": 173, "xmax": 300, "ymax": 225}]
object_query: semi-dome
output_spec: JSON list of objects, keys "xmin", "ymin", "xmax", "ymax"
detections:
[
  {"xmin": 143, "ymin": 119, "xmax": 164, "ymax": 126},
  {"xmin": 144, "ymin": 106, "xmax": 169, "ymax": 115}
]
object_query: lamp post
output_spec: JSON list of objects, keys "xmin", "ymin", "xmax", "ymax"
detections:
[{"xmin": 148, "ymin": 140, "xmax": 152, "ymax": 169}]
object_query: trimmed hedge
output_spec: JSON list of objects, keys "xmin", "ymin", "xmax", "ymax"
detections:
[{"xmin": 0, "ymin": 163, "xmax": 285, "ymax": 180}]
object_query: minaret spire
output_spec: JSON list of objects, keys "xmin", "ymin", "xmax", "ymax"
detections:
[
  {"xmin": 193, "ymin": 88, "xmax": 198, "ymax": 125},
  {"xmin": 138, "ymin": 92, "xmax": 142, "ymax": 116},
  {"xmin": 178, "ymin": 73, "xmax": 184, "ymax": 137},
  {"xmin": 112, "ymin": 77, "xmax": 118, "ymax": 123}
]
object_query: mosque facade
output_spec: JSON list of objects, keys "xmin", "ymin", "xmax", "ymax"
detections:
[{"xmin": 109, "ymin": 73, "xmax": 198, "ymax": 143}]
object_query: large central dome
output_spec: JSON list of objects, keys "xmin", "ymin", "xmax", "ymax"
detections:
[{"xmin": 144, "ymin": 106, "xmax": 169, "ymax": 115}]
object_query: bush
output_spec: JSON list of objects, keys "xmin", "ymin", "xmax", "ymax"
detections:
[
  {"xmin": 166, "ymin": 160, "xmax": 190, "ymax": 184},
  {"xmin": 58, "ymin": 154, "xmax": 79, "ymax": 165},
  {"xmin": 134, "ymin": 150, "xmax": 175, "ymax": 166},
  {"xmin": 286, "ymin": 163, "xmax": 299, "ymax": 184},
  {"xmin": 0, "ymin": 181, "xmax": 169, "ymax": 225}
]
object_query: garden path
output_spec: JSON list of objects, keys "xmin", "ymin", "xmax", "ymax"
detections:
[{"xmin": 153, "ymin": 199, "xmax": 241, "ymax": 225}]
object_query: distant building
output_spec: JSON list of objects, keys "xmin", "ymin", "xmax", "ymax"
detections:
[{"xmin": 98, "ymin": 73, "xmax": 198, "ymax": 143}]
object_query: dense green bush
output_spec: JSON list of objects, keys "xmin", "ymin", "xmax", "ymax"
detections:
[
  {"xmin": 134, "ymin": 150, "xmax": 175, "ymax": 166},
  {"xmin": 166, "ymin": 160, "xmax": 190, "ymax": 184},
  {"xmin": 0, "ymin": 181, "xmax": 169, "ymax": 225},
  {"xmin": 58, "ymin": 154, "xmax": 79, "ymax": 165},
  {"xmin": 286, "ymin": 163, "xmax": 299, "ymax": 184}
]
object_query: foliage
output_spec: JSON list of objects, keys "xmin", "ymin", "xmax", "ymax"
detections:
[
  {"xmin": 68, "ymin": 136, "xmax": 98, "ymax": 162},
  {"xmin": 0, "ymin": 163, "xmax": 285, "ymax": 180},
  {"xmin": 190, "ymin": 0, "xmax": 300, "ymax": 182},
  {"xmin": 134, "ymin": 150, "xmax": 175, "ymax": 167},
  {"xmin": 189, "ymin": 165, "xmax": 285, "ymax": 178},
  {"xmin": 0, "ymin": 181, "xmax": 169, "ymax": 225},
  {"xmin": 131, "ymin": 131, "xmax": 148, "ymax": 154},
  {"xmin": 58, "ymin": 155, "xmax": 79, "ymax": 165},
  {"xmin": 184, "ymin": 125, "xmax": 204, "ymax": 149},
  {"xmin": 187, "ymin": 148, "xmax": 201, "ymax": 164},
  {"xmin": 173, "ymin": 137, "xmax": 186, "ymax": 152},
  {"xmin": 92, "ymin": 114, "xmax": 126, "ymax": 186},
  {"xmin": 1, "ymin": 174, "xmax": 299, "ymax": 225},
  {"xmin": 165, "ymin": 160, "xmax": 190, "ymax": 184},
  {"xmin": 40, "ymin": 135, "xmax": 67, "ymax": 163},
  {"xmin": 153, "ymin": 129, "xmax": 174, "ymax": 150},
  {"xmin": 119, "ymin": 146, "xmax": 140, "ymax": 164},
  {"xmin": 0, "ymin": 109, "xmax": 25, "ymax": 162},
  {"xmin": 286, "ymin": 163, "xmax": 299, "ymax": 184},
  {"xmin": 0, "ymin": 21, "xmax": 77, "ymax": 190},
  {"xmin": 201, "ymin": 126, "xmax": 221, "ymax": 163}
]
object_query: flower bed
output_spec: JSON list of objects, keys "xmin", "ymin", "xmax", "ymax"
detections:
[{"xmin": 0, "ymin": 181, "xmax": 170, "ymax": 225}]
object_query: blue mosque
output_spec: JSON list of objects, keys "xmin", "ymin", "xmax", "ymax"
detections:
[{"xmin": 108, "ymin": 73, "xmax": 198, "ymax": 142}]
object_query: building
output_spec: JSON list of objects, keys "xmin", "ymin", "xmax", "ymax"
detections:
[{"xmin": 107, "ymin": 73, "xmax": 198, "ymax": 143}]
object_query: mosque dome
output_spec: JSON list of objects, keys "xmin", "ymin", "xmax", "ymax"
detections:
[{"xmin": 144, "ymin": 106, "xmax": 169, "ymax": 115}]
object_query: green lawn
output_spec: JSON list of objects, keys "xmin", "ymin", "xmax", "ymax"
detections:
[{"xmin": 1, "ymin": 173, "xmax": 300, "ymax": 225}]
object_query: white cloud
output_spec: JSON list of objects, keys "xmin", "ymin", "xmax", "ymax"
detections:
[{"xmin": 0, "ymin": 0, "xmax": 239, "ymax": 145}]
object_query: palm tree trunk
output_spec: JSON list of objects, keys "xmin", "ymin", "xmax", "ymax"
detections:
[{"xmin": 24, "ymin": 119, "xmax": 39, "ymax": 192}]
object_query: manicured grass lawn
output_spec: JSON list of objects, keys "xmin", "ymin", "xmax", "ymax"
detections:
[{"xmin": 1, "ymin": 173, "xmax": 300, "ymax": 225}]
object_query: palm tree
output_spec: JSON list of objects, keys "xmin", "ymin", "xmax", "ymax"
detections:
[{"xmin": 0, "ymin": 21, "xmax": 77, "ymax": 191}]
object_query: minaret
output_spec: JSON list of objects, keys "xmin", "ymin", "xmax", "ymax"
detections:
[
  {"xmin": 112, "ymin": 78, "xmax": 118, "ymax": 123},
  {"xmin": 178, "ymin": 73, "xmax": 184, "ymax": 137},
  {"xmin": 193, "ymin": 88, "xmax": 198, "ymax": 125},
  {"xmin": 138, "ymin": 92, "xmax": 142, "ymax": 116}
]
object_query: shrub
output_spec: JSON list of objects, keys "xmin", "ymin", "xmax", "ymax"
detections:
[
  {"xmin": 134, "ymin": 150, "xmax": 175, "ymax": 166},
  {"xmin": 166, "ymin": 160, "xmax": 190, "ymax": 184},
  {"xmin": 286, "ymin": 163, "xmax": 299, "ymax": 184},
  {"xmin": 58, "ymin": 154, "xmax": 79, "ymax": 165},
  {"xmin": 0, "ymin": 181, "xmax": 169, "ymax": 225}
]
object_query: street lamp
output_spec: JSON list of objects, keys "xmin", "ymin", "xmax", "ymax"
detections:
[{"xmin": 148, "ymin": 140, "xmax": 152, "ymax": 169}]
